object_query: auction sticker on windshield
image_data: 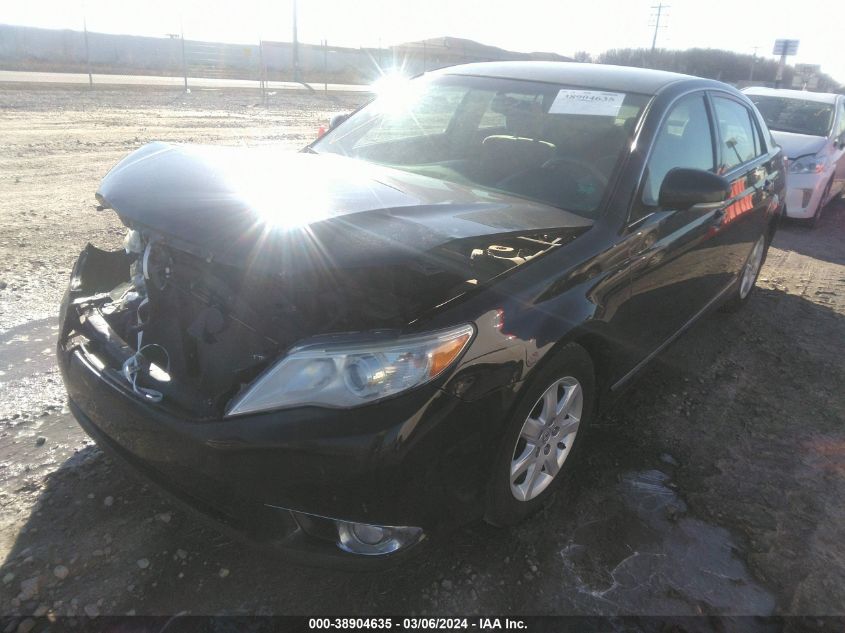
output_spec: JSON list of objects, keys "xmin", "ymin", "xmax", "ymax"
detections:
[{"xmin": 548, "ymin": 90, "xmax": 626, "ymax": 116}]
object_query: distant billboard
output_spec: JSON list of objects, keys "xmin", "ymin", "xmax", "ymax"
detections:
[
  {"xmin": 773, "ymin": 39, "xmax": 799, "ymax": 56},
  {"xmin": 792, "ymin": 63, "xmax": 820, "ymax": 89},
  {"xmin": 794, "ymin": 63, "xmax": 820, "ymax": 76},
  {"xmin": 791, "ymin": 76, "xmax": 819, "ymax": 89}
]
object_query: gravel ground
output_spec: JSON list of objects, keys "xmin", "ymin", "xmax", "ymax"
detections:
[{"xmin": 0, "ymin": 85, "xmax": 844, "ymax": 622}]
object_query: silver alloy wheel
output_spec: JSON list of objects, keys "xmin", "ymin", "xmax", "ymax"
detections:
[
  {"xmin": 510, "ymin": 376, "xmax": 583, "ymax": 502},
  {"xmin": 739, "ymin": 236, "xmax": 766, "ymax": 299}
]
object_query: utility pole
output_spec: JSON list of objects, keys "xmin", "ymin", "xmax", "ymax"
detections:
[
  {"xmin": 81, "ymin": 0, "xmax": 93, "ymax": 88},
  {"xmin": 775, "ymin": 53, "xmax": 786, "ymax": 88},
  {"xmin": 749, "ymin": 46, "xmax": 759, "ymax": 81},
  {"xmin": 292, "ymin": 0, "xmax": 301, "ymax": 82},
  {"xmin": 650, "ymin": 3, "xmax": 669, "ymax": 52},
  {"xmin": 180, "ymin": 17, "xmax": 188, "ymax": 91},
  {"xmin": 259, "ymin": 39, "xmax": 266, "ymax": 101},
  {"xmin": 322, "ymin": 39, "xmax": 327, "ymax": 93}
]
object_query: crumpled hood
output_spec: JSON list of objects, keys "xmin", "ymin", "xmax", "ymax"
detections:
[
  {"xmin": 770, "ymin": 131, "xmax": 828, "ymax": 159},
  {"xmin": 97, "ymin": 142, "xmax": 591, "ymax": 271}
]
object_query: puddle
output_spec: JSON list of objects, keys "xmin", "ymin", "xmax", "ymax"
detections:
[
  {"xmin": 0, "ymin": 317, "xmax": 60, "ymax": 381},
  {"xmin": 0, "ymin": 410, "xmax": 89, "ymax": 485},
  {"xmin": 559, "ymin": 469, "xmax": 776, "ymax": 616},
  {"xmin": 0, "ymin": 318, "xmax": 65, "ymax": 421}
]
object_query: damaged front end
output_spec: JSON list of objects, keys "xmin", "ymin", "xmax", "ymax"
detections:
[{"xmin": 60, "ymin": 222, "xmax": 583, "ymax": 419}]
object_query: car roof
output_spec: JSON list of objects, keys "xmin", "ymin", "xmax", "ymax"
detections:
[
  {"xmin": 742, "ymin": 86, "xmax": 841, "ymax": 104},
  {"xmin": 435, "ymin": 61, "xmax": 720, "ymax": 95}
]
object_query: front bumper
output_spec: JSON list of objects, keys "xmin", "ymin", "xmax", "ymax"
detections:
[
  {"xmin": 784, "ymin": 172, "xmax": 829, "ymax": 218},
  {"xmin": 58, "ymin": 318, "xmax": 513, "ymax": 566}
]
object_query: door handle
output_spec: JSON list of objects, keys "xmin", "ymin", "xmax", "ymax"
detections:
[
  {"xmin": 630, "ymin": 231, "xmax": 657, "ymax": 256},
  {"xmin": 708, "ymin": 207, "xmax": 726, "ymax": 228}
]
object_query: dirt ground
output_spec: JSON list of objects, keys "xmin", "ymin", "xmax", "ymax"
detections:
[{"xmin": 0, "ymin": 84, "xmax": 844, "ymax": 623}]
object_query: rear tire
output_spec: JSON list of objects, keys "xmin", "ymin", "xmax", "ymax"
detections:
[
  {"xmin": 721, "ymin": 234, "xmax": 768, "ymax": 313},
  {"xmin": 484, "ymin": 344, "xmax": 595, "ymax": 527}
]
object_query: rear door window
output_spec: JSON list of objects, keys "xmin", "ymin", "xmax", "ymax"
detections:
[{"xmin": 712, "ymin": 97, "xmax": 762, "ymax": 172}]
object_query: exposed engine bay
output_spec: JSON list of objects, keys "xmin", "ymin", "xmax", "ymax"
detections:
[{"xmin": 63, "ymin": 224, "xmax": 580, "ymax": 418}]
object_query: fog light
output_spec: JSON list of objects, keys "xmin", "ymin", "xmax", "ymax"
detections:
[
  {"xmin": 336, "ymin": 520, "xmax": 423, "ymax": 556},
  {"xmin": 801, "ymin": 189, "xmax": 813, "ymax": 208}
]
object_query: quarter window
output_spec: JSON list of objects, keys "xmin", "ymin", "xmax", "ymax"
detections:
[
  {"xmin": 641, "ymin": 94, "xmax": 715, "ymax": 207},
  {"xmin": 750, "ymin": 113, "xmax": 763, "ymax": 156},
  {"xmin": 713, "ymin": 97, "xmax": 761, "ymax": 172}
]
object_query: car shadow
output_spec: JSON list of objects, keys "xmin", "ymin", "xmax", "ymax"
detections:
[
  {"xmin": 1, "ymin": 285, "xmax": 843, "ymax": 619},
  {"xmin": 773, "ymin": 197, "xmax": 845, "ymax": 265}
]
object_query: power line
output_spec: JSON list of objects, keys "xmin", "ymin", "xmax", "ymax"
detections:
[{"xmin": 649, "ymin": 3, "xmax": 670, "ymax": 52}]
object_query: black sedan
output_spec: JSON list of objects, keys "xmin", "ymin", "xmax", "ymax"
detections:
[{"xmin": 58, "ymin": 62, "xmax": 785, "ymax": 566}]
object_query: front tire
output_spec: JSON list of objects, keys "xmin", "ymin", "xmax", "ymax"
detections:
[
  {"xmin": 484, "ymin": 344, "xmax": 595, "ymax": 527},
  {"xmin": 806, "ymin": 179, "xmax": 832, "ymax": 228}
]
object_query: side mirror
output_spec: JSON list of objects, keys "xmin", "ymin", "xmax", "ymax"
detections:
[
  {"xmin": 658, "ymin": 168, "xmax": 731, "ymax": 210},
  {"xmin": 329, "ymin": 112, "xmax": 350, "ymax": 130}
]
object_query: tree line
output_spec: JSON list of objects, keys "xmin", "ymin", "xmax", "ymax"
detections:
[{"xmin": 572, "ymin": 48, "xmax": 842, "ymax": 93}]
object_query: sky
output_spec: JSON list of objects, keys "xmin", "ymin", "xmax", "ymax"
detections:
[{"xmin": 2, "ymin": 0, "xmax": 844, "ymax": 83}]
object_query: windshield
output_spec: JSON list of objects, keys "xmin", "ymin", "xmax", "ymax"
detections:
[
  {"xmin": 747, "ymin": 95, "xmax": 835, "ymax": 137},
  {"xmin": 313, "ymin": 74, "xmax": 650, "ymax": 216}
]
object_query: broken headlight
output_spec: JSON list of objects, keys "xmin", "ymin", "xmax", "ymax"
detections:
[{"xmin": 225, "ymin": 324, "xmax": 475, "ymax": 416}]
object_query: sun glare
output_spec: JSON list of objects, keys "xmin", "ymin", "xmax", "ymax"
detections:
[
  {"xmin": 370, "ymin": 71, "xmax": 419, "ymax": 115},
  {"xmin": 225, "ymin": 151, "xmax": 333, "ymax": 231}
]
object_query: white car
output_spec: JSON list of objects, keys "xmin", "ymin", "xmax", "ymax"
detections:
[{"xmin": 744, "ymin": 87, "xmax": 845, "ymax": 226}]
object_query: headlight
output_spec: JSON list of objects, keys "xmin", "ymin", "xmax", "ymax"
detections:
[
  {"xmin": 789, "ymin": 153, "xmax": 825, "ymax": 174},
  {"xmin": 226, "ymin": 324, "xmax": 475, "ymax": 416}
]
